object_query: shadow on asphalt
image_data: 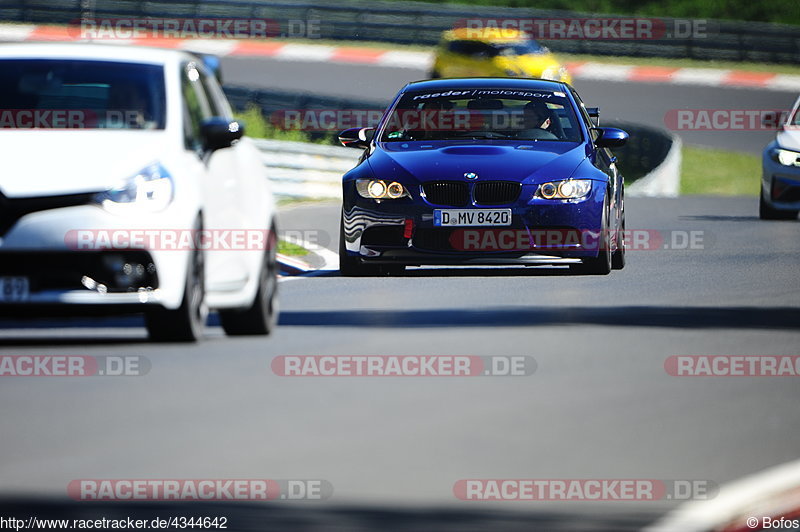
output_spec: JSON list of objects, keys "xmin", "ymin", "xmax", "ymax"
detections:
[
  {"xmin": 0, "ymin": 499, "xmax": 657, "ymax": 531},
  {"xmin": 0, "ymin": 315, "xmax": 226, "ymax": 346},
  {"xmin": 677, "ymin": 214, "xmax": 764, "ymax": 222},
  {"xmin": 300, "ymin": 267, "xmax": 579, "ymax": 278},
  {"xmin": 278, "ymin": 306, "xmax": 800, "ymax": 330}
]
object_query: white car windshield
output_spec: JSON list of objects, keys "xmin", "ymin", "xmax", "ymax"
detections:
[{"xmin": 0, "ymin": 59, "xmax": 166, "ymax": 129}]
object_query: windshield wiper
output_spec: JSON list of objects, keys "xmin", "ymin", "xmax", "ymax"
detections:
[{"xmin": 450, "ymin": 131, "xmax": 516, "ymax": 140}]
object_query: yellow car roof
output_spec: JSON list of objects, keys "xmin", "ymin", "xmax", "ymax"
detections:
[{"xmin": 444, "ymin": 27, "xmax": 528, "ymax": 43}]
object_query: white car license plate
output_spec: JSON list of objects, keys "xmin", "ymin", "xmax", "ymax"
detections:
[
  {"xmin": 433, "ymin": 209, "xmax": 512, "ymax": 227},
  {"xmin": 0, "ymin": 277, "xmax": 30, "ymax": 302}
]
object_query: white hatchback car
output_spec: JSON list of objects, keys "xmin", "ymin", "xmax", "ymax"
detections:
[{"xmin": 0, "ymin": 43, "xmax": 278, "ymax": 341}]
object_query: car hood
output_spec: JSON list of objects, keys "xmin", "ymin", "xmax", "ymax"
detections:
[
  {"xmin": 495, "ymin": 53, "xmax": 561, "ymax": 76},
  {"xmin": 0, "ymin": 130, "xmax": 173, "ymax": 197},
  {"xmin": 369, "ymin": 141, "xmax": 587, "ymax": 184},
  {"xmin": 776, "ymin": 128, "xmax": 800, "ymax": 152}
]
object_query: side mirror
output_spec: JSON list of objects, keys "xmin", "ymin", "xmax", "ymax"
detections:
[
  {"xmin": 594, "ymin": 127, "xmax": 628, "ymax": 148},
  {"xmin": 339, "ymin": 127, "xmax": 374, "ymax": 149},
  {"xmin": 200, "ymin": 117, "xmax": 244, "ymax": 151}
]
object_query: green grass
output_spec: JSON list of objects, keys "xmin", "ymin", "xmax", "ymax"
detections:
[
  {"xmin": 277, "ymin": 239, "xmax": 310, "ymax": 256},
  {"xmin": 234, "ymin": 105, "xmax": 338, "ymax": 144},
  {"xmin": 680, "ymin": 145, "xmax": 760, "ymax": 195}
]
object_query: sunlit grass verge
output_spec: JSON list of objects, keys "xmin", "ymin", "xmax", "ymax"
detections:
[
  {"xmin": 277, "ymin": 239, "xmax": 310, "ymax": 256},
  {"xmin": 234, "ymin": 105, "xmax": 337, "ymax": 144},
  {"xmin": 681, "ymin": 145, "xmax": 761, "ymax": 195}
]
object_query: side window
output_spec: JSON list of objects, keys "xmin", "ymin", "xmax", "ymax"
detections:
[
  {"xmin": 199, "ymin": 70, "xmax": 232, "ymax": 119},
  {"xmin": 181, "ymin": 62, "xmax": 212, "ymax": 151},
  {"xmin": 570, "ymin": 88, "xmax": 598, "ymax": 141},
  {"xmin": 447, "ymin": 40, "xmax": 469, "ymax": 55},
  {"xmin": 447, "ymin": 40, "xmax": 496, "ymax": 58}
]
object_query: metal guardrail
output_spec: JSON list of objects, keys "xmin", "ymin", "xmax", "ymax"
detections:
[
  {"xmin": 253, "ymin": 138, "xmax": 354, "ymax": 198},
  {"xmin": 1, "ymin": 0, "xmax": 799, "ymax": 63}
]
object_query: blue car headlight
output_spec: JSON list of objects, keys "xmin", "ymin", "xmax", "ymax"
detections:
[
  {"xmin": 536, "ymin": 179, "xmax": 592, "ymax": 200},
  {"xmin": 771, "ymin": 148, "xmax": 800, "ymax": 167},
  {"xmin": 356, "ymin": 179, "xmax": 409, "ymax": 199},
  {"xmin": 95, "ymin": 163, "xmax": 174, "ymax": 212}
]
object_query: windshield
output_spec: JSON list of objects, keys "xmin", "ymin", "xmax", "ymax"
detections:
[
  {"xmin": 0, "ymin": 59, "xmax": 166, "ymax": 130},
  {"xmin": 379, "ymin": 88, "xmax": 582, "ymax": 143},
  {"xmin": 494, "ymin": 40, "xmax": 546, "ymax": 56}
]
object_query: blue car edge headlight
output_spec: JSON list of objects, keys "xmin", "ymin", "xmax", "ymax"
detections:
[
  {"xmin": 95, "ymin": 163, "xmax": 174, "ymax": 212},
  {"xmin": 356, "ymin": 179, "xmax": 409, "ymax": 199},
  {"xmin": 536, "ymin": 179, "xmax": 592, "ymax": 200},
  {"xmin": 771, "ymin": 148, "xmax": 800, "ymax": 167}
]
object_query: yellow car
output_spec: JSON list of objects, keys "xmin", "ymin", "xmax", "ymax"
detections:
[{"xmin": 430, "ymin": 27, "xmax": 572, "ymax": 84}]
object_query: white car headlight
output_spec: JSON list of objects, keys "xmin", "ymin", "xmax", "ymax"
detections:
[
  {"xmin": 773, "ymin": 148, "xmax": 800, "ymax": 167},
  {"xmin": 356, "ymin": 179, "xmax": 409, "ymax": 199},
  {"xmin": 96, "ymin": 163, "xmax": 174, "ymax": 212},
  {"xmin": 537, "ymin": 179, "xmax": 592, "ymax": 200}
]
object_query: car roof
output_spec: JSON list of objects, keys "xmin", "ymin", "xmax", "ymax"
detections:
[
  {"xmin": 403, "ymin": 77, "xmax": 569, "ymax": 93},
  {"xmin": 0, "ymin": 42, "xmax": 197, "ymax": 65},
  {"xmin": 443, "ymin": 27, "xmax": 529, "ymax": 43}
]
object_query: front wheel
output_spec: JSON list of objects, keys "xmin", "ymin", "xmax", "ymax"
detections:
[
  {"xmin": 760, "ymin": 193, "xmax": 798, "ymax": 220},
  {"xmin": 612, "ymin": 214, "xmax": 626, "ymax": 270},
  {"xmin": 571, "ymin": 196, "xmax": 612, "ymax": 275},
  {"xmin": 146, "ymin": 246, "xmax": 207, "ymax": 342},
  {"xmin": 219, "ymin": 223, "xmax": 279, "ymax": 336}
]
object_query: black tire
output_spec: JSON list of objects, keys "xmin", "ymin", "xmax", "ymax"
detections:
[
  {"xmin": 612, "ymin": 212, "xmax": 626, "ymax": 270},
  {"xmin": 146, "ymin": 242, "xmax": 206, "ymax": 342},
  {"xmin": 571, "ymin": 195, "xmax": 612, "ymax": 275},
  {"xmin": 760, "ymin": 193, "xmax": 798, "ymax": 220},
  {"xmin": 219, "ymin": 223, "xmax": 279, "ymax": 336}
]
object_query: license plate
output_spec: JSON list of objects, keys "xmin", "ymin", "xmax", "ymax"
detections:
[
  {"xmin": 433, "ymin": 209, "xmax": 512, "ymax": 227},
  {"xmin": 0, "ymin": 277, "xmax": 30, "ymax": 302}
]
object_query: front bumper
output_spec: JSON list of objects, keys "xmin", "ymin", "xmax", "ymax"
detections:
[
  {"xmin": 342, "ymin": 182, "xmax": 606, "ymax": 265},
  {"xmin": 762, "ymin": 150, "xmax": 800, "ymax": 211},
  {"xmin": 0, "ymin": 204, "xmax": 194, "ymax": 310}
]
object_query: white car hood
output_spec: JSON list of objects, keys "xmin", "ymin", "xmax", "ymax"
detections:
[
  {"xmin": 0, "ymin": 130, "xmax": 172, "ymax": 197},
  {"xmin": 776, "ymin": 128, "xmax": 800, "ymax": 152}
]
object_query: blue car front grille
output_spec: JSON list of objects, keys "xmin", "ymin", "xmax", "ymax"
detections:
[
  {"xmin": 422, "ymin": 181, "xmax": 469, "ymax": 207},
  {"xmin": 474, "ymin": 181, "xmax": 521, "ymax": 205}
]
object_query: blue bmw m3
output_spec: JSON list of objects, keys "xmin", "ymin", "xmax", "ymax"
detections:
[{"xmin": 338, "ymin": 78, "xmax": 628, "ymax": 276}]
